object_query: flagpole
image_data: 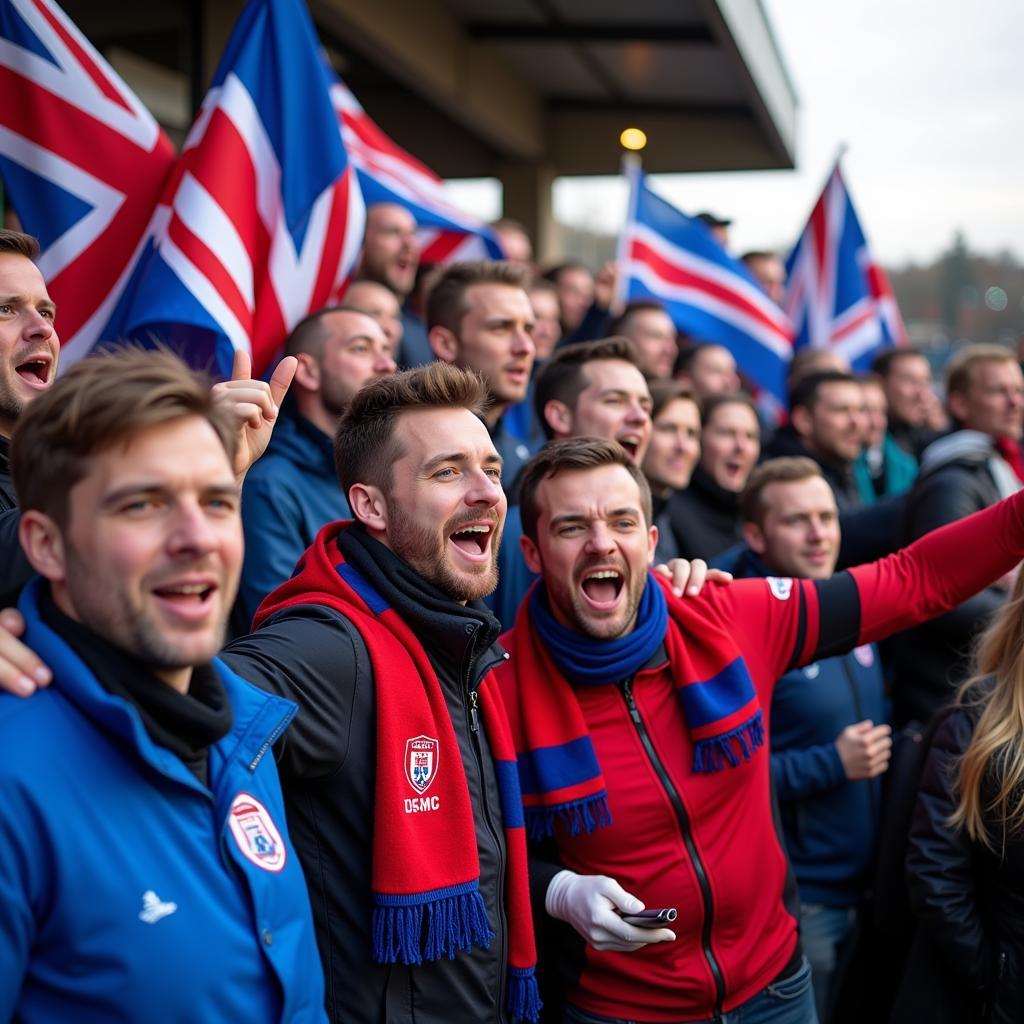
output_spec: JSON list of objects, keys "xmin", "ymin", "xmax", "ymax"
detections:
[{"xmin": 615, "ymin": 132, "xmax": 645, "ymax": 313}]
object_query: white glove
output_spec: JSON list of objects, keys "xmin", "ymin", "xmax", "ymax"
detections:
[{"xmin": 545, "ymin": 870, "xmax": 676, "ymax": 952}]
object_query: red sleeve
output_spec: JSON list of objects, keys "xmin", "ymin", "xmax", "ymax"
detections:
[
  {"xmin": 813, "ymin": 489, "xmax": 1024, "ymax": 659},
  {"xmin": 679, "ymin": 490, "xmax": 1024, "ymax": 691},
  {"xmin": 852, "ymin": 488, "xmax": 1024, "ymax": 643},
  {"xmin": 701, "ymin": 574, "xmax": 819, "ymax": 689}
]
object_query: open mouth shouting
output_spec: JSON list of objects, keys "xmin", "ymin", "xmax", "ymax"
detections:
[
  {"xmin": 579, "ymin": 567, "xmax": 625, "ymax": 610},
  {"xmin": 13, "ymin": 351, "xmax": 54, "ymax": 392},
  {"xmin": 616, "ymin": 435, "xmax": 643, "ymax": 463},
  {"xmin": 447, "ymin": 520, "xmax": 497, "ymax": 563}
]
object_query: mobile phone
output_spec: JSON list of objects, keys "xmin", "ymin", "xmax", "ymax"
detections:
[{"xmin": 620, "ymin": 907, "xmax": 677, "ymax": 928}]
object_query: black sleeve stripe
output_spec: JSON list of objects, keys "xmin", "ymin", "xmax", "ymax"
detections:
[
  {"xmin": 812, "ymin": 571, "xmax": 862, "ymax": 661},
  {"xmin": 785, "ymin": 582, "xmax": 808, "ymax": 673}
]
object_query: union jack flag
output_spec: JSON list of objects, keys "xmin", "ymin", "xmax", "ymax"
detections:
[
  {"xmin": 784, "ymin": 162, "xmax": 907, "ymax": 370},
  {"xmin": 0, "ymin": 0, "xmax": 175, "ymax": 362},
  {"xmin": 108, "ymin": 0, "xmax": 365, "ymax": 378},
  {"xmin": 618, "ymin": 164, "xmax": 794, "ymax": 402},
  {"xmin": 330, "ymin": 76, "xmax": 503, "ymax": 264}
]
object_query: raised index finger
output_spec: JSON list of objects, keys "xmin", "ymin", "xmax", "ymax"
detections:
[
  {"xmin": 230, "ymin": 347, "xmax": 252, "ymax": 383},
  {"xmin": 268, "ymin": 355, "xmax": 298, "ymax": 408}
]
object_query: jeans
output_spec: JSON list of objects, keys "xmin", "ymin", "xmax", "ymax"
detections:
[
  {"xmin": 562, "ymin": 955, "xmax": 819, "ymax": 1024},
  {"xmin": 799, "ymin": 903, "xmax": 856, "ymax": 1021}
]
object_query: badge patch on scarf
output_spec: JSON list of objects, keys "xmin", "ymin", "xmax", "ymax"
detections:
[{"xmin": 405, "ymin": 735, "xmax": 439, "ymax": 794}]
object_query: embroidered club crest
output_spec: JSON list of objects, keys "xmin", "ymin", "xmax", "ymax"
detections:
[
  {"xmin": 405, "ymin": 735, "xmax": 439, "ymax": 794},
  {"xmin": 767, "ymin": 576, "xmax": 793, "ymax": 601},
  {"xmin": 853, "ymin": 644, "xmax": 875, "ymax": 668},
  {"xmin": 228, "ymin": 793, "xmax": 287, "ymax": 872}
]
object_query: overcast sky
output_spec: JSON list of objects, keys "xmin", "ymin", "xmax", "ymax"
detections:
[{"xmin": 447, "ymin": 0, "xmax": 1024, "ymax": 268}]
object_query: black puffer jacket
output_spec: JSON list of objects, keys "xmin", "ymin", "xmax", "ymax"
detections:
[
  {"xmin": 892, "ymin": 704, "xmax": 1024, "ymax": 1024},
  {"xmin": 224, "ymin": 525, "xmax": 513, "ymax": 1024},
  {"xmin": 666, "ymin": 465, "xmax": 743, "ymax": 561}
]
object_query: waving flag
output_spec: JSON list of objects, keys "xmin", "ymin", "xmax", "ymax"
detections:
[
  {"xmin": 0, "ymin": 0, "xmax": 175, "ymax": 360},
  {"xmin": 618, "ymin": 164, "xmax": 794, "ymax": 402},
  {"xmin": 330, "ymin": 77, "xmax": 503, "ymax": 264},
  {"xmin": 108, "ymin": 0, "xmax": 364, "ymax": 378},
  {"xmin": 784, "ymin": 162, "xmax": 906, "ymax": 370}
]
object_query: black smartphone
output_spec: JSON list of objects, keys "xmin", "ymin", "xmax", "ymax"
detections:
[{"xmin": 620, "ymin": 908, "xmax": 677, "ymax": 928}]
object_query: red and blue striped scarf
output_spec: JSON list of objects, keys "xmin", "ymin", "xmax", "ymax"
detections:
[
  {"xmin": 499, "ymin": 574, "xmax": 764, "ymax": 840},
  {"xmin": 254, "ymin": 522, "xmax": 540, "ymax": 1022}
]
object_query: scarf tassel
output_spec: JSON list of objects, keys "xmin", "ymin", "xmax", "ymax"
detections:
[
  {"xmin": 692, "ymin": 710, "xmax": 765, "ymax": 774},
  {"xmin": 507, "ymin": 966, "xmax": 542, "ymax": 1023},
  {"xmin": 372, "ymin": 886, "xmax": 494, "ymax": 966},
  {"xmin": 525, "ymin": 793, "xmax": 612, "ymax": 841}
]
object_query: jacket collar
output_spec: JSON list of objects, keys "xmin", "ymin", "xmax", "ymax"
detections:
[
  {"xmin": 689, "ymin": 463, "xmax": 741, "ymax": 513},
  {"xmin": 266, "ymin": 401, "xmax": 336, "ymax": 477},
  {"xmin": 337, "ymin": 524, "xmax": 504, "ymax": 677},
  {"xmin": 19, "ymin": 578, "xmax": 295, "ymax": 794}
]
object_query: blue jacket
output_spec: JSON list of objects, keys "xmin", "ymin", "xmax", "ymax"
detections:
[
  {"xmin": 240, "ymin": 405, "xmax": 347, "ymax": 624},
  {"xmin": 723, "ymin": 546, "xmax": 888, "ymax": 907},
  {"xmin": 0, "ymin": 580, "xmax": 327, "ymax": 1023}
]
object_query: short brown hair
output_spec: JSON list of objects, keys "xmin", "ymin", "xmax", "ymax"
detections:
[
  {"xmin": 789, "ymin": 370, "xmax": 857, "ymax": 414},
  {"xmin": 701, "ymin": 391, "xmax": 758, "ymax": 428},
  {"xmin": 609, "ymin": 300, "xmax": 669, "ymax": 336},
  {"xmin": 533, "ymin": 337, "xmax": 643, "ymax": 440},
  {"xmin": 426, "ymin": 260, "xmax": 530, "ymax": 333},
  {"xmin": 871, "ymin": 347, "xmax": 928, "ymax": 379},
  {"xmin": 12, "ymin": 348, "xmax": 237, "ymax": 527},
  {"xmin": 649, "ymin": 379, "xmax": 698, "ymax": 420},
  {"xmin": 519, "ymin": 437, "xmax": 653, "ymax": 542},
  {"xmin": 739, "ymin": 456, "xmax": 823, "ymax": 527},
  {"xmin": 946, "ymin": 343, "xmax": 1015, "ymax": 397},
  {"xmin": 334, "ymin": 361, "xmax": 488, "ymax": 495},
  {"xmin": 0, "ymin": 229, "xmax": 40, "ymax": 260}
]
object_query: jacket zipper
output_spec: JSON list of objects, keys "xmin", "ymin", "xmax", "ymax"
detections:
[
  {"xmin": 620, "ymin": 678, "xmax": 727, "ymax": 1021},
  {"xmin": 247, "ymin": 710, "xmax": 295, "ymax": 771},
  {"xmin": 465, "ymin": 642, "xmax": 508, "ymax": 1022}
]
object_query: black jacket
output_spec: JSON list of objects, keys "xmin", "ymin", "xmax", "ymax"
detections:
[
  {"xmin": 0, "ymin": 436, "xmax": 33, "ymax": 607},
  {"xmin": 893, "ymin": 704, "xmax": 1024, "ymax": 1024},
  {"xmin": 223, "ymin": 526, "xmax": 512, "ymax": 1024},
  {"xmin": 762, "ymin": 427, "xmax": 862, "ymax": 513},
  {"xmin": 884, "ymin": 432, "xmax": 1014, "ymax": 727},
  {"xmin": 666, "ymin": 465, "xmax": 743, "ymax": 561}
]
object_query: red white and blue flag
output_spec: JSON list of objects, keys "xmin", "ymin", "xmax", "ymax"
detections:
[
  {"xmin": 330, "ymin": 76, "xmax": 503, "ymax": 264},
  {"xmin": 618, "ymin": 164, "xmax": 794, "ymax": 402},
  {"xmin": 0, "ymin": 0, "xmax": 175, "ymax": 363},
  {"xmin": 784, "ymin": 162, "xmax": 907, "ymax": 370},
  {"xmin": 104, "ymin": 0, "xmax": 365, "ymax": 378}
]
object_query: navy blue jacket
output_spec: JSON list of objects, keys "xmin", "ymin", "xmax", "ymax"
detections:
[
  {"xmin": 239, "ymin": 405, "xmax": 347, "ymax": 624},
  {"xmin": 722, "ymin": 546, "xmax": 888, "ymax": 907},
  {"xmin": 0, "ymin": 579, "xmax": 326, "ymax": 1023}
]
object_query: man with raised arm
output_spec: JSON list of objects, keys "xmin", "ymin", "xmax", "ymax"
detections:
[{"xmin": 495, "ymin": 436, "xmax": 1024, "ymax": 1024}]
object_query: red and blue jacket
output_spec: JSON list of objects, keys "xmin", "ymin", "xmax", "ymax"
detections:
[{"xmin": 497, "ymin": 490, "xmax": 1024, "ymax": 1022}]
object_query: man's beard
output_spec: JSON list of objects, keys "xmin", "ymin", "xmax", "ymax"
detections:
[
  {"xmin": 0, "ymin": 377, "xmax": 25, "ymax": 430},
  {"xmin": 385, "ymin": 499, "xmax": 500, "ymax": 603},
  {"xmin": 319, "ymin": 373, "xmax": 358, "ymax": 420}
]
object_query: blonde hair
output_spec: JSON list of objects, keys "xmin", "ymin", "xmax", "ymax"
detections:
[{"xmin": 949, "ymin": 566, "xmax": 1024, "ymax": 852}]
